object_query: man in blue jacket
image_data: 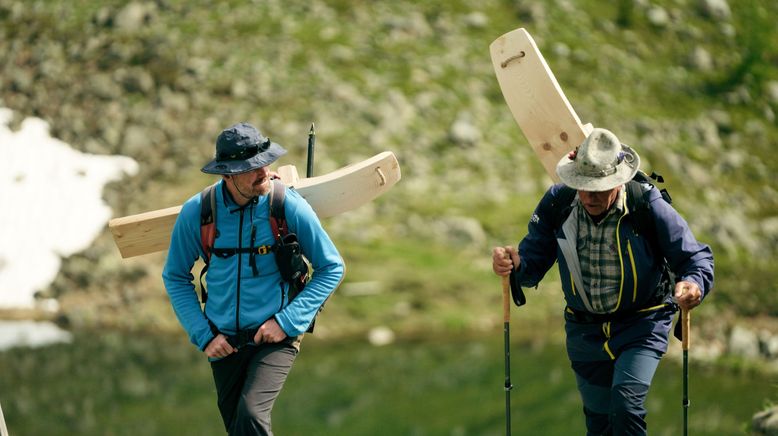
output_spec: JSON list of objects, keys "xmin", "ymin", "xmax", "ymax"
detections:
[
  {"xmin": 492, "ymin": 128, "xmax": 713, "ymax": 435},
  {"xmin": 163, "ymin": 122, "xmax": 345, "ymax": 435}
]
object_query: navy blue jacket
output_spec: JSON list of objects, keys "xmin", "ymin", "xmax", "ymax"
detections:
[{"xmin": 513, "ymin": 183, "xmax": 714, "ymax": 361}]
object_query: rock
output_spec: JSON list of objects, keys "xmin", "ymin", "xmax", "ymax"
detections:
[
  {"xmin": 691, "ymin": 116, "xmax": 722, "ymax": 149},
  {"xmin": 767, "ymin": 81, "xmax": 778, "ymax": 105},
  {"xmin": 114, "ymin": 67, "xmax": 155, "ymax": 94},
  {"xmin": 93, "ymin": 6, "xmax": 113, "ymax": 27},
  {"xmin": 230, "ymin": 79, "xmax": 250, "ymax": 99},
  {"xmin": 114, "ymin": 1, "xmax": 158, "ymax": 32},
  {"xmin": 122, "ymin": 124, "xmax": 166, "ymax": 157},
  {"xmin": 552, "ymin": 42, "xmax": 571, "ymax": 58},
  {"xmin": 158, "ymin": 86, "xmax": 189, "ymax": 113},
  {"xmin": 745, "ymin": 119, "xmax": 767, "ymax": 141},
  {"xmin": 646, "ymin": 6, "xmax": 669, "ymax": 28},
  {"xmin": 759, "ymin": 330, "xmax": 778, "ymax": 359},
  {"xmin": 516, "ymin": 2, "xmax": 546, "ymax": 27},
  {"xmin": 10, "ymin": 68, "xmax": 33, "ymax": 94},
  {"xmin": 688, "ymin": 46, "xmax": 713, "ymax": 72},
  {"xmin": 708, "ymin": 109, "xmax": 733, "ymax": 134},
  {"xmin": 698, "ymin": 0, "xmax": 731, "ymax": 21},
  {"xmin": 761, "ymin": 217, "xmax": 778, "ymax": 249},
  {"xmin": 719, "ymin": 22, "xmax": 736, "ymax": 38},
  {"xmin": 463, "ymin": 12, "xmax": 488, "ymax": 29},
  {"xmin": 753, "ymin": 406, "xmax": 778, "ymax": 436},
  {"xmin": 729, "ymin": 325, "xmax": 760, "ymax": 359},
  {"xmin": 449, "ymin": 116, "xmax": 481, "ymax": 147},
  {"xmin": 367, "ymin": 326, "xmax": 395, "ymax": 346},
  {"xmin": 90, "ymin": 73, "xmax": 122, "ymax": 100},
  {"xmin": 432, "ymin": 216, "xmax": 487, "ymax": 248}
]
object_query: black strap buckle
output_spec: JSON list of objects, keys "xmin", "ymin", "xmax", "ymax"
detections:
[{"xmin": 225, "ymin": 327, "xmax": 260, "ymax": 350}]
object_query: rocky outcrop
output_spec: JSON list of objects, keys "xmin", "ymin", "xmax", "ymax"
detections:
[{"xmin": 753, "ymin": 406, "xmax": 778, "ymax": 436}]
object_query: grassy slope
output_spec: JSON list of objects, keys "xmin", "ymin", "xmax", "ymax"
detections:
[{"xmin": 1, "ymin": 0, "xmax": 776, "ymax": 366}]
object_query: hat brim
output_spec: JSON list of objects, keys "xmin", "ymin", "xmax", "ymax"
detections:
[
  {"xmin": 201, "ymin": 141, "xmax": 287, "ymax": 175},
  {"xmin": 556, "ymin": 145, "xmax": 640, "ymax": 191}
]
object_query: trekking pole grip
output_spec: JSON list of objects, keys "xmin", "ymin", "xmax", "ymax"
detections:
[{"xmin": 682, "ymin": 309, "xmax": 690, "ymax": 351}]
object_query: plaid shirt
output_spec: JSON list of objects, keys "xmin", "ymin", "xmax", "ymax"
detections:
[{"xmin": 576, "ymin": 188, "xmax": 626, "ymax": 313}]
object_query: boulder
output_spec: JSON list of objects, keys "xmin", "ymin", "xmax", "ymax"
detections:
[{"xmin": 753, "ymin": 406, "xmax": 778, "ymax": 436}]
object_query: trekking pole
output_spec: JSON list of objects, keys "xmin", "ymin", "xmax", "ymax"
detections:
[
  {"xmin": 682, "ymin": 308, "xmax": 690, "ymax": 436},
  {"xmin": 502, "ymin": 275, "xmax": 513, "ymax": 436},
  {"xmin": 306, "ymin": 123, "xmax": 315, "ymax": 177}
]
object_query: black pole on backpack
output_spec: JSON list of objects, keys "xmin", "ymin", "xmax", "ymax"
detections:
[
  {"xmin": 306, "ymin": 123, "xmax": 315, "ymax": 178},
  {"xmin": 682, "ymin": 309, "xmax": 690, "ymax": 436},
  {"xmin": 502, "ymin": 275, "xmax": 513, "ymax": 436}
]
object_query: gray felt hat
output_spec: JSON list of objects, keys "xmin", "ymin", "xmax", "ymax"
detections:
[
  {"xmin": 201, "ymin": 122, "xmax": 287, "ymax": 175},
  {"xmin": 556, "ymin": 128, "xmax": 640, "ymax": 191}
]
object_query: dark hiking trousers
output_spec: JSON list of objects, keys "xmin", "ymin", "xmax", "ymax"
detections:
[
  {"xmin": 571, "ymin": 347, "xmax": 662, "ymax": 436},
  {"xmin": 211, "ymin": 339, "xmax": 298, "ymax": 435}
]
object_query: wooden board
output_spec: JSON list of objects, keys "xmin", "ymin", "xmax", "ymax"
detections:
[
  {"xmin": 490, "ymin": 27, "xmax": 593, "ymax": 181},
  {"xmin": 109, "ymin": 151, "xmax": 401, "ymax": 258}
]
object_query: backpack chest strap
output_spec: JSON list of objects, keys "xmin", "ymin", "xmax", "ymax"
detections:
[{"xmin": 211, "ymin": 245, "xmax": 275, "ymax": 258}]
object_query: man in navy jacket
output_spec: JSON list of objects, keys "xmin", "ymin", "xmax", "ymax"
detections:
[
  {"xmin": 163, "ymin": 122, "xmax": 344, "ymax": 435},
  {"xmin": 493, "ymin": 128, "xmax": 713, "ymax": 435}
]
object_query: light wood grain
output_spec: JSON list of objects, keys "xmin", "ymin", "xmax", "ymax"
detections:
[
  {"xmin": 109, "ymin": 151, "xmax": 401, "ymax": 258},
  {"xmin": 490, "ymin": 28, "xmax": 592, "ymax": 181}
]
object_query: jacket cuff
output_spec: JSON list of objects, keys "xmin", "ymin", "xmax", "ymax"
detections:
[{"xmin": 273, "ymin": 313, "xmax": 297, "ymax": 337}]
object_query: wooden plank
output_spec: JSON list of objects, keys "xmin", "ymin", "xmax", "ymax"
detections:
[
  {"xmin": 108, "ymin": 206, "xmax": 182, "ymax": 258},
  {"xmin": 292, "ymin": 151, "xmax": 401, "ymax": 218},
  {"xmin": 109, "ymin": 151, "xmax": 401, "ymax": 258},
  {"xmin": 490, "ymin": 28, "xmax": 592, "ymax": 181},
  {"xmin": 277, "ymin": 164, "xmax": 300, "ymax": 185}
]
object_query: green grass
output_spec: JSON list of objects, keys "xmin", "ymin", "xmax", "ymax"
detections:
[{"xmin": 0, "ymin": 330, "xmax": 772, "ymax": 435}]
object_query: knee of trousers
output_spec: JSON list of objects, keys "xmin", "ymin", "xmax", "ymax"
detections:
[
  {"xmin": 235, "ymin": 396, "xmax": 272, "ymax": 427},
  {"xmin": 610, "ymin": 382, "xmax": 650, "ymax": 417}
]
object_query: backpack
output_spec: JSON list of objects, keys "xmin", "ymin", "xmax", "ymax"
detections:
[{"xmin": 197, "ymin": 179, "xmax": 317, "ymax": 332}]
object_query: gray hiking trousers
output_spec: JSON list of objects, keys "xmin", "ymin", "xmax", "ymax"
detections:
[{"xmin": 210, "ymin": 339, "xmax": 298, "ymax": 435}]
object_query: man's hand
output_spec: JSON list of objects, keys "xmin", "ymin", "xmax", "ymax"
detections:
[
  {"xmin": 492, "ymin": 245, "xmax": 520, "ymax": 277},
  {"xmin": 254, "ymin": 318, "xmax": 288, "ymax": 344},
  {"xmin": 205, "ymin": 334, "xmax": 236, "ymax": 359},
  {"xmin": 674, "ymin": 280, "xmax": 702, "ymax": 311}
]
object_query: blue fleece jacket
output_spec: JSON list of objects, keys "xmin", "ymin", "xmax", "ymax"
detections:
[{"xmin": 162, "ymin": 180, "xmax": 345, "ymax": 351}]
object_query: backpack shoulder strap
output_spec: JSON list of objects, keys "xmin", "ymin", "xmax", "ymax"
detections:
[
  {"xmin": 199, "ymin": 183, "xmax": 219, "ymax": 262},
  {"xmin": 198, "ymin": 183, "xmax": 218, "ymax": 303},
  {"xmin": 269, "ymin": 179, "xmax": 288, "ymax": 239},
  {"xmin": 625, "ymin": 178, "xmax": 662, "ymax": 257}
]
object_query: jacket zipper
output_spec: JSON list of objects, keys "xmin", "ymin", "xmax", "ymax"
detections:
[
  {"xmin": 236, "ymin": 208, "xmax": 244, "ymax": 332},
  {"xmin": 627, "ymin": 240, "xmax": 637, "ymax": 303}
]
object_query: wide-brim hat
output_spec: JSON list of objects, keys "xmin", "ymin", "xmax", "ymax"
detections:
[
  {"xmin": 201, "ymin": 122, "xmax": 287, "ymax": 175},
  {"xmin": 556, "ymin": 128, "xmax": 640, "ymax": 191}
]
